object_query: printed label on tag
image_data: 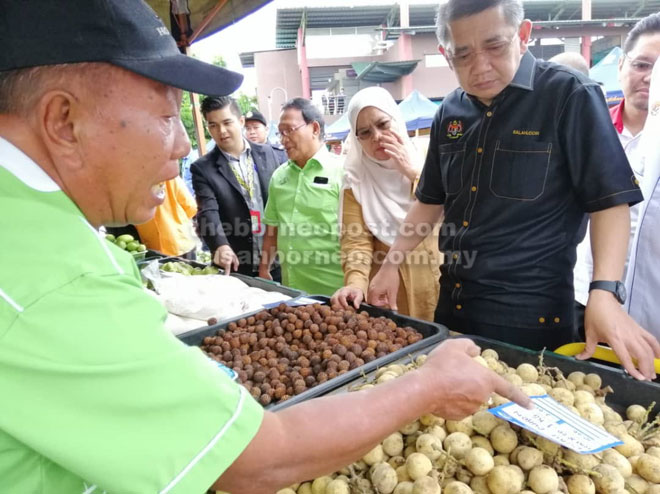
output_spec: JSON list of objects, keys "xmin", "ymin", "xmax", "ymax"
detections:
[
  {"xmin": 489, "ymin": 395, "xmax": 623, "ymax": 454},
  {"xmin": 250, "ymin": 210, "xmax": 263, "ymax": 234}
]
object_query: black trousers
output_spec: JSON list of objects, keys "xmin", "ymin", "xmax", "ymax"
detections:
[
  {"xmin": 573, "ymin": 301, "xmax": 586, "ymax": 341},
  {"xmin": 434, "ymin": 296, "xmax": 579, "ymax": 352}
]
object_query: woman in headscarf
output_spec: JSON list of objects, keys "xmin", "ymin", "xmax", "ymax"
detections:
[{"xmin": 330, "ymin": 87, "xmax": 441, "ymax": 321}]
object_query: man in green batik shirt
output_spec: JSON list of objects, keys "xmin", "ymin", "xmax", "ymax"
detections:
[{"xmin": 259, "ymin": 98, "xmax": 345, "ymax": 296}]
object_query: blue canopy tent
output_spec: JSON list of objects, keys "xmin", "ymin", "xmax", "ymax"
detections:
[
  {"xmin": 590, "ymin": 47, "xmax": 624, "ymax": 106},
  {"xmin": 325, "ymin": 112, "xmax": 351, "ymax": 141},
  {"xmin": 398, "ymin": 89, "xmax": 440, "ymax": 131},
  {"xmin": 325, "ymin": 89, "xmax": 440, "ymax": 141}
]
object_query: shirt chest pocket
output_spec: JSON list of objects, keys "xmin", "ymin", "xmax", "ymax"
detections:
[
  {"xmin": 438, "ymin": 142, "xmax": 466, "ymax": 195},
  {"xmin": 489, "ymin": 140, "xmax": 552, "ymax": 201},
  {"xmin": 297, "ymin": 180, "xmax": 338, "ymax": 216}
]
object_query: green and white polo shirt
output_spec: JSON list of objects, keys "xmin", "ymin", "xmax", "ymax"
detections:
[{"xmin": 0, "ymin": 137, "xmax": 263, "ymax": 493}]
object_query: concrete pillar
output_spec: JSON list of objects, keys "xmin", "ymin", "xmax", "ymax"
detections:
[
  {"xmin": 581, "ymin": 0, "xmax": 592, "ymax": 64},
  {"xmin": 399, "ymin": 0, "xmax": 413, "ymax": 98},
  {"xmin": 297, "ymin": 27, "xmax": 311, "ymax": 99}
]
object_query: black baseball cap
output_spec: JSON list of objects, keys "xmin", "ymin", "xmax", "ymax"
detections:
[
  {"xmin": 0, "ymin": 0, "xmax": 243, "ymax": 97},
  {"xmin": 244, "ymin": 109, "xmax": 268, "ymax": 126}
]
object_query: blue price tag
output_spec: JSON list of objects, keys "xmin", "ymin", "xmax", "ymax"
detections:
[
  {"xmin": 206, "ymin": 357, "xmax": 239, "ymax": 381},
  {"xmin": 489, "ymin": 395, "xmax": 623, "ymax": 454}
]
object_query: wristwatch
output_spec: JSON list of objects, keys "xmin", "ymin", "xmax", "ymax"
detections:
[{"xmin": 589, "ymin": 280, "xmax": 626, "ymax": 304}]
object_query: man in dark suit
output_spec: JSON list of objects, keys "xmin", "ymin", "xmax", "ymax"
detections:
[{"xmin": 191, "ymin": 96, "xmax": 281, "ymax": 280}]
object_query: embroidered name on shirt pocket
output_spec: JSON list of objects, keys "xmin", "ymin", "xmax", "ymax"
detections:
[
  {"xmin": 489, "ymin": 140, "xmax": 552, "ymax": 201},
  {"xmin": 438, "ymin": 142, "xmax": 466, "ymax": 195}
]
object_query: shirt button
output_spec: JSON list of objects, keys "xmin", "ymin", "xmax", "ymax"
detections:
[
  {"xmin": 477, "ymin": 147, "xmax": 483, "ymax": 154},
  {"xmin": 452, "ymin": 253, "xmax": 458, "ymax": 260},
  {"xmin": 539, "ymin": 317, "xmax": 546, "ymax": 324},
  {"xmin": 456, "ymin": 304, "xmax": 463, "ymax": 310},
  {"xmin": 486, "ymin": 111, "xmax": 493, "ymax": 117},
  {"xmin": 634, "ymin": 179, "xmax": 640, "ymax": 185},
  {"xmin": 462, "ymin": 221, "xmax": 469, "ymax": 227},
  {"xmin": 455, "ymin": 282, "xmax": 461, "ymax": 288},
  {"xmin": 471, "ymin": 186, "xmax": 477, "ymax": 192},
  {"xmin": 554, "ymin": 317, "xmax": 561, "ymax": 323}
]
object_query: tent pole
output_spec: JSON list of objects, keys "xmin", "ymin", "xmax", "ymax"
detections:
[
  {"xmin": 189, "ymin": 0, "xmax": 230, "ymax": 44},
  {"xmin": 185, "ymin": 45, "xmax": 207, "ymax": 156}
]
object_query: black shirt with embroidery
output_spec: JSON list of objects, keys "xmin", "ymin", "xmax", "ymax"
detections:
[{"xmin": 417, "ymin": 51, "xmax": 642, "ymax": 329}]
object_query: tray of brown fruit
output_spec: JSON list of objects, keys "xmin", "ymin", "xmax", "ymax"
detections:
[{"xmin": 178, "ymin": 295, "xmax": 449, "ymax": 410}]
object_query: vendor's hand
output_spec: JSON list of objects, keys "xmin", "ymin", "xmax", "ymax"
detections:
[
  {"xmin": 581, "ymin": 290, "xmax": 660, "ymax": 380},
  {"xmin": 258, "ymin": 266, "xmax": 273, "ymax": 281},
  {"xmin": 367, "ymin": 264, "xmax": 399, "ymax": 311},
  {"xmin": 420, "ymin": 338, "xmax": 532, "ymax": 419},
  {"xmin": 331, "ymin": 286, "xmax": 364, "ymax": 310},
  {"xmin": 379, "ymin": 132, "xmax": 418, "ymax": 182},
  {"xmin": 213, "ymin": 245, "xmax": 239, "ymax": 275}
]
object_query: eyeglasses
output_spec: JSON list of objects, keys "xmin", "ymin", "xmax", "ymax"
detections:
[
  {"xmin": 356, "ymin": 118, "xmax": 393, "ymax": 141},
  {"xmin": 624, "ymin": 55, "xmax": 654, "ymax": 75},
  {"xmin": 277, "ymin": 122, "xmax": 308, "ymax": 138},
  {"xmin": 446, "ymin": 35, "xmax": 518, "ymax": 68}
]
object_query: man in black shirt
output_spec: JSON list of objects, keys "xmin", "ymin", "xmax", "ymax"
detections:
[{"xmin": 368, "ymin": 0, "xmax": 660, "ymax": 380}]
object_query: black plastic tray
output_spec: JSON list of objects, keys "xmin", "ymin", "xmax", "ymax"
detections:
[
  {"xmin": 326, "ymin": 335, "xmax": 660, "ymax": 416},
  {"xmin": 179, "ymin": 295, "xmax": 449, "ymax": 411}
]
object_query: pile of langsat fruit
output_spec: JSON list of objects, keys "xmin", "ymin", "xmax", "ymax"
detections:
[{"xmin": 277, "ymin": 348, "xmax": 660, "ymax": 494}]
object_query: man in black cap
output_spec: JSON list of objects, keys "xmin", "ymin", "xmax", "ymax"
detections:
[
  {"xmin": 0, "ymin": 1, "xmax": 530, "ymax": 493},
  {"xmin": 244, "ymin": 108, "xmax": 288, "ymax": 163}
]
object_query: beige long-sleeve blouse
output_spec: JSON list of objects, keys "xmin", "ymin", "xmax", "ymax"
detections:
[{"xmin": 341, "ymin": 188, "xmax": 441, "ymax": 321}]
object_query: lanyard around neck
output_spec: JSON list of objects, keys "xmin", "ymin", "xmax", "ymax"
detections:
[{"xmin": 229, "ymin": 152, "xmax": 255, "ymax": 200}]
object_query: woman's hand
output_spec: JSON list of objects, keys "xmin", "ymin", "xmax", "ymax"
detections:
[
  {"xmin": 379, "ymin": 131, "xmax": 418, "ymax": 182},
  {"xmin": 330, "ymin": 286, "xmax": 365, "ymax": 309}
]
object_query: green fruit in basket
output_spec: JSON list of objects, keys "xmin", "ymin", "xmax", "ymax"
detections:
[
  {"xmin": 137, "ymin": 244, "xmax": 147, "ymax": 252},
  {"xmin": 179, "ymin": 263, "xmax": 193, "ymax": 275},
  {"xmin": 105, "ymin": 234, "xmax": 116, "ymax": 242},
  {"xmin": 202, "ymin": 266, "xmax": 219, "ymax": 275},
  {"xmin": 115, "ymin": 240, "xmax": 127, "ymax": 250},
  {"xmin": 116, "ymin": 234, "xmax": 135, "ymax": 243},
  {"xmin": 192, "ymin": 267, "xmax": 204, "ymax": 275},
  {"xmin": 126, "ymin": 241, "xmax": 140, "ymax": 252}
]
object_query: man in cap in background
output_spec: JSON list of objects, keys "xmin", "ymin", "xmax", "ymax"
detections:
[
  {"xmin": 0, "ymin": 0, "xmax": 530, "ymax": 492},
  {"xmin": 244, "ymin": 108, "xmax": 288, "ymax": 164}
]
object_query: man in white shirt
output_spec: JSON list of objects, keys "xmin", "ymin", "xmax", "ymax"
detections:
[
  {"xmin": 625, "ymin": 58, "xmax": 660, "ymax": 340},
  {"xmin": 573, "ymin": 13, "xmax": 660, "ymax": 335}
]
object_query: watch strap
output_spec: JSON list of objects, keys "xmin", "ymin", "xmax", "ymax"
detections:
[{"xmin": 589, "ymin": 280, "xmax": 625, "ymax": 304}]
